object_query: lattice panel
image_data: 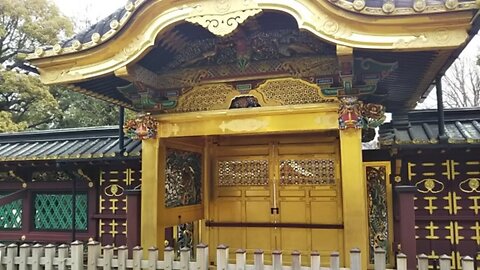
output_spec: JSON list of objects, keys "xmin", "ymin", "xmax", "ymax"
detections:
[
  {"xmin": 34, "ymin": 194, "xmax": 87, "ymax": 230},
  {"xmin": 257, "ymin": 79, "xmax": 331, "ymax": 105},
  {"xmin": 366, "ymin": 166, "xmax": 389, "ymax": 264},
  {"xmin": 217, "ymin": 160, "xmax": 269, "ymax": 186},
  {"xmin": 0, "ymin": 199, "xmax": 22, "ymax": 229},
  {"xmin": 165, "ymin": 149, "xmax": 202, "ymax": 208},
  {"xmin": 279, "ymin": 159, "xmax": 335, "ymax": 185}
]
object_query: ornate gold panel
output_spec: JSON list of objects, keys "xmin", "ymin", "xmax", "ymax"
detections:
[
  {"xmin": 172, "ymin": 84, "xmax": 239, "ymax": 113},
  {"xmin": 255, "ymin": 78, "xmax": 334, "ymax": 106},
  {"xmin": 170, "ymin": 78, "xmax": 336, "ymax": 113},
  {"xmin": 279, "ymin": 159, "xmax": 335, "ymax": 185},
  {"xmin": 217, "ymin": 159, "xmax": 269, "ymax": 186}
]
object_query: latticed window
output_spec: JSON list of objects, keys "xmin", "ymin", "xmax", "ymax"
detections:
[
  {"xmin": 34, "ymin": 193, "xmax": 88, "ymax": 231},
  {"xmin": 0, "ymin": 193, "xmax": 22, "ymax": 229}
]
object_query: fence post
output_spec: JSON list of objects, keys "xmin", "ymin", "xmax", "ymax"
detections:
[
  {"xmin": 18, "ymin": 244, "xmax": 30, "ymax": 270},
  {"xmin": 44, "ymin": 244, "xmax": 56, "ymax": 270},
  {"xmin": 0, "ymin": 243, "xmax": 6, "ymax": 270},
  {"xmin": 57, "ymin": 244, "xmax": 69, "ymax": 270},
  {"xmin": 310, "ymin": 251, "xmax": 320, "ymax": 270},
  {"xmin": 330, "ymin": 251, "xmax": 340, "ymax": 270},
  {"xmin": 291, "ymin": 251, "xmax": 301, "ymax": 270},
  {"xmin": 163, "ymin": 247, "xmax": 175, "ymax": 270},
  {"xmin": 462, "ymin": 256, "xmax": 474, "ymax": 270},
  {"xmin": 6, "ymin": 244, "xmax": 17, "ymax": 270},
  {"xmin": 196, "ymin": 244, "xmax": 208, "ymax": 270},
  {"xmin": 132, "ymin": 246, "xmax": 143, "ymax": 270},
  {"xmin": 19, "ymin": 243, "xmax": 30, "ymax": 270},
  {"xmin": 254, "ymin": 250, "xmax": 264, "ymax": 270},
  {"xmin": 396, "ymin": 253, "xmax": 407, "ymax": 270},
  {"xmin": 150, "ymin": 247, "xmax": 160, "ymax": 270},
  {"xmin": 117, "ymin": 246, "xmax": 128, "ymax": 270},
  {"xmin": 217, "ymin": 245, "xmax": 229, "ymax": 270},
  {"xmin": 236, "ymin": 249, "xmax": 246, "ymax": 270},
  {"xmin": 103, "ymin": 245, "xmax": 114, "ymax": 270},
  {"xmin": 350, "ymin": 248, "xmax": 361, "ymax": 270},
  {"xmin": 439, "ymin": 254, "xmax": 451, "ymax": 270},
  {"xmin": 374, "ymin": 248, "xmax": 386, "ymax": 270},
  {"xmin": 71, "ymin": 241, "xmax": 84, "ymax": 270},
  {"xmin": 417, "ymin": 254, "xmax": 428, "ymax": 270},
  {"xmin": 272, "ymin": 250, "xmax": 282, "ymax": 270},
  {"xmin": 180, "ymin": 247, "xmax": 191, "ymax": 270},
  {"xmin": 88, "ymin": 241, "xmax": 101, "ymax": 270},
  {"xmin": 32, "ymin": 243, "xmax": 44, "ymax": 270}
]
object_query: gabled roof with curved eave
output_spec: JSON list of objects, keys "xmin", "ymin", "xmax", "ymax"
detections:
[{"xmin": 22, "ymin": 0, "xmax": 480, "ymax": 115}]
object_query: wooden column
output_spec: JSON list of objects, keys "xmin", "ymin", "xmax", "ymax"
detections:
[
  {"xmin": 125, "ymin": 189, "xmax": 141, "ymax": 250},
  {"xmin": 140, "ymin": 137, "xmax": 165, "ymax": 254},
  {"xmin": 394, "ymin": 185, "xmax": 417, "ymax": 270},
  {"xmin": 340, "ymin": 128, "xmax": 368, "ymax": 270}
]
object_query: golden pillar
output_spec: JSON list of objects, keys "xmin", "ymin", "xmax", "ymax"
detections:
[
  {"xmin": 140, "ymin": 137, "xmax": 165, "ymax": 252},
  {"xmin": 340, "ymin": 128, "xmax": 368, "ymax": 269}
]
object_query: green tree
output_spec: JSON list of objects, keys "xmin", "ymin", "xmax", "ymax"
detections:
[
  {"xmin": 0, "ymin": 0, "xmax": 125, "ymax": 132},
  {"xmin": 0, "ymin": 69, "xmax": 60, "ymax": 132},
  {"xmin": 0, "ymin": 0, "xmax": 73, "ymax": 62},
  {"xmin": 0, "ymin": 0, "xmax": 72, "ymax": 132},
  {"xmin": 51, "ymin": 87, "xmax": 122, "ymax": 128}
]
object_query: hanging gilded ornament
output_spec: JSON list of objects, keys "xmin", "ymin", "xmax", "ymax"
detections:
[{"xmin": 123, "ymin": 115, "xmax": 159, "ymax": 140}]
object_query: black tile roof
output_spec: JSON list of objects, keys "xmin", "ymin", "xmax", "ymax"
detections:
[
  {"xmin": 379, "ymin": 108, "xmax": 480, "ymax": 147},
  {"xmin": 0, "ymin": 126, "xmax": 141, "ymax": 162}
]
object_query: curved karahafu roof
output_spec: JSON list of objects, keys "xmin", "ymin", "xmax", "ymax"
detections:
[{"xmin": 24, "ymin": 0, "xmax": 480, "ymax": 114}]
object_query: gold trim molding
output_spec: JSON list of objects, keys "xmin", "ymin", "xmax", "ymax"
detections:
[
  {"xmin": 330, "ymin": 0, "xmax": 478, "ymax": 15},
  {"xmin": 27, "ymin": 0, "xmax": 475, "ymax": 85},
  {"xmin": 156, "ymin": 103, "xmax": 340, "ymax": 138}
]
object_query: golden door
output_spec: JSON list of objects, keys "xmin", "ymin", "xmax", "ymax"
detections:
[{"xmin": 208, "ymin": 135, "xmax": 344, "ymax": 264}]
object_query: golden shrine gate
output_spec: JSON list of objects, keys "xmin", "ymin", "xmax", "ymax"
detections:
[{"xmin": 15, "ymin": 0, "xmax": 480, "ymax": 269}]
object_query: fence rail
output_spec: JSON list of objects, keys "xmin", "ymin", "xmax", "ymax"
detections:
[{"xmin": 0, "ymin": 241, "xmax": 476, "ymax": 270}]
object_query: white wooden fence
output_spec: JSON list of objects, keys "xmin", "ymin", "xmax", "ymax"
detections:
[{"xmin": 0, "ymin": 241, "xmax": 476, "ymax": 270}]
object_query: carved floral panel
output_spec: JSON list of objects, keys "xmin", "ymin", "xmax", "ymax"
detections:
[
  {"xmin": 280, "ymin": 159, "xmax": 335, "ymax": 185},
  {"xmin": 217, "ymin": 159, "xmax": 269, "ymax": 186},
  {"xmin": 165, "ymin": 148, "xmax": 202, "ymax": 208}
]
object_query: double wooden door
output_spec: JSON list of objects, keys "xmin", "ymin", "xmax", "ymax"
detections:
[{"xmin": 208, "ymin": 135, "xmax": 344, "ymax": 264}]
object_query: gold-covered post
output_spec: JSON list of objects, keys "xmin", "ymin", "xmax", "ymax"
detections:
[{"xmin": 340, "ymin": 128, "xmax": 368, "ymax": 269}]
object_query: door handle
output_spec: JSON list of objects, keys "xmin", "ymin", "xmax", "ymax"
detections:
[{"xmin": 271, "ymin": 207, "xmax": 279, "ymax": 214}]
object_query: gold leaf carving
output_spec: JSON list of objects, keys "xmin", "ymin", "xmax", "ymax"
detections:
[
  {"xmin": 186, "ymin": 9, "xmax": 261, "ymax": 36},
  {"xmin": 219, "ymin": 119, "xmax": 268, "ymax": 132},
  {"xmin": 186, "ymin": 0, "xmax": 262, "ymax": 36},
  {"xmin": 168, "ymin": 78, "xmax": 336, "ymax": 113},
  {"xmin": 173, "ymin": 84, "xmax": 239, "ymax": 112},
  {"xmin": 256, "ymin": 78, "xmax": 335, "ymax": 105}
]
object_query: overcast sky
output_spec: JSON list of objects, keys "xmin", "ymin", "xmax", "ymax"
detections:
[{"xmin": 54, "ymin": 0, "xmax": 126, "ymax": 26}]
